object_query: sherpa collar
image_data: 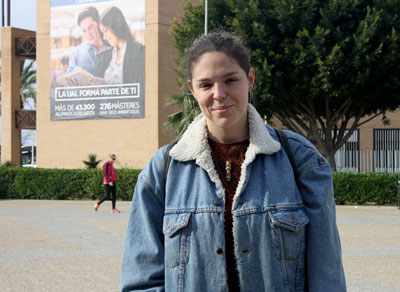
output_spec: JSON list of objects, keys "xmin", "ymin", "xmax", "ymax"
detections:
[
  {"xmin": 169, "ymin": 104, "xmax": 281, "ymax": 198},
  {"xmin": 170, "ymin": 104, "xmax": 280, "ymax": 162}
]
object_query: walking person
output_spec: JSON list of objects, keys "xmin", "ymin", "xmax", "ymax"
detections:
[
  {"xmin": 120, "ymin": 31, "xmax": 346, "ymax": 291},
  {"xmin": 94, "ymin": 153, "xmax": 120, "ymax": 213}
]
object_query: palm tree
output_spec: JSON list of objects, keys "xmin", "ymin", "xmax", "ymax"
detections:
[
  {"xmin": 82, "ymin": 154, "xmax": 102, "ymax": 169},
  {"xmin": 165, "ymin": 90, "xmax": 201, "ymax": 137},
  {"xmin": 0, "ymin": 59, "xmax": 37, "ymax": 113},
  {"xmin": 19, "ymin": 59, "xmax": 36, "ymax": 109}
]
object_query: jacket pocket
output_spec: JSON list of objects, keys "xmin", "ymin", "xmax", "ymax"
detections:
[
  {"xmin": 163, "ymin": 213, "xmax": 192, "ymax": 268},
  {"xmin": 269, "ymin": 208, "xmax": 309, "ymax": 261}
]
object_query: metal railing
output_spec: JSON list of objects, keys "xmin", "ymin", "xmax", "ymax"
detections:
[
  {"xmin": 15, "ymin": 36, "xmax": 36, "ymax": 58},
  {"xmin": 335, "ymin": 149, "xmax": 400, "ymax": 173},
  {"xmin": 15, "ymin": 110, "xmax": 36, "ymax": 129}
]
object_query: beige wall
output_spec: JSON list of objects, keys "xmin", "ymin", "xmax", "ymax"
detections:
[
  {"xmin": 36, "ymin": 0, "xmax": 187, "ymax": 169},
  {"xmin": 358, "ymin": 109, "xmax": 400, "ymax": 151},
  {"xmin": 1, "ymin": 27, "xmax": 36, "ymax": 165}
]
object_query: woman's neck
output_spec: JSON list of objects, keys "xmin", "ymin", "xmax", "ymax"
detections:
[
  {"xmin": 115, "ymin": 40, "xmax": 127, "ymax": 63},
  {"xmin": 117, "ymin": 39, "xmax": 127, "ymax": 51},
  {"xmin": 207, "ymin": 123, "xmax": 249, "ymax": 144}
]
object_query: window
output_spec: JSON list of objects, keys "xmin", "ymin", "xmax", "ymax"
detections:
[
  {"xmin": 333, "ymin": 130, "xmax": 360, "ymax": 172},
  {"xmin": 374, "ymin": 129, "xmax": 400, "ymax": 173},
  {"xmin": 317, "ymin": 129, "xmax": 360, "ymax": 172}
]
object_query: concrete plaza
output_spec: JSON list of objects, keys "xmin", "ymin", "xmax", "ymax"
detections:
[{"xmin": 0, "ymin": 200, "xmax": 399, "ymax": 292}]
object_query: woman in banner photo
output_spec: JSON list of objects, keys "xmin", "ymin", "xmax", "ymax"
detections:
[
  {"xmin": 94, "ymin": 154, "xmax": 120, "ymax": 213},
  {"xmin": 120, "ymin": 31, "xmax": 346, "ymax": 291},
  {"xmin": 99, "ymin": 6, "xmax": 145, "ymax": 85}
]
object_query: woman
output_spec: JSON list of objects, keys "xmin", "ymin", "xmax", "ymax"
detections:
[
  {"xmin": 99, "ymin": 6, "xmax": 144, "ymax": 85},
  {"xmin": 94, "ymin": 153, "xmax": 119, "ymax": 213},
  {"xmin": 120, "ymin": 31, "xmax": 346, "ymax": 291}
]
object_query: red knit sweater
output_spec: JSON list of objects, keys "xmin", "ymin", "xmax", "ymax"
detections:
[{"xmin": 208, "ymin": 138, "xmax": 249, "ymax": 291}]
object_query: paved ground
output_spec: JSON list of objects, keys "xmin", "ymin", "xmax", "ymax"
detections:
[
  {"xmin": 0, "ymin": 200, "xmax": 399, "ymax": 292},
  {"xmin": 337, "ymin": 205, "xmax": 400, "ymax": 292}
]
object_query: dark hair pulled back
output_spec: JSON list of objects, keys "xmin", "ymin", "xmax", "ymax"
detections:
[
  {"xmin": 100, "ymin": 6, "xmax": 134, "ymax": 43},
  {"xmin": 185, "ymin": 31, "xmax": 251, "ymax": 81}
]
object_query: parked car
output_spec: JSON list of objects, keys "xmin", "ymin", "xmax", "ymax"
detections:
[{"xmin": 22, "ymin": 146, "xmax": 36, "ymax": 167}]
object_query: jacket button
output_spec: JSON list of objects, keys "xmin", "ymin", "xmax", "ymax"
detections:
[
  {"xmin": 216, "ymin": 248, "xmax": 224, "ymax": 254},
  {"xmin": 291, "ymin": 215, "xmax": 296, "ymax": 224},
  {"xmin": 213, "ymin": 199, "xmax": 221, "ymax": 206}
]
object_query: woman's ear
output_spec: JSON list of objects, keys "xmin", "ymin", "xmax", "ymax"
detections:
[
  {"xmin": 187, "ymin": 80, "xmax": 195, "ymax": 96},
  {"xmin": 248, "ymin": 68, "xmax": 255, "ymax": 89}
]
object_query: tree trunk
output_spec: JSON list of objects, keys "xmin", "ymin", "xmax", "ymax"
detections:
[{"xmin": 320, "ymin": 147, "xmax": 337, "ymax": 172}]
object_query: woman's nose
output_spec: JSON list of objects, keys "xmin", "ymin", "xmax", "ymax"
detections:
[{"xmin": 212, "ymin": 83, "xmax": 227, "ymax": 100}]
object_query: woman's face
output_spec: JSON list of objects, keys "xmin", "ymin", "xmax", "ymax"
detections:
[
  {"xmin": 188, "ymin": 51, "xmax": 255, "ymax": 142},
  {"xmin": 100, "ymin": 24, "xmax": 118, "ymax": 47}
]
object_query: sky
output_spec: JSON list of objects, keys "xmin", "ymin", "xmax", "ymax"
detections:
[{"xmin": 0, "ymin": 0, "xmax": 36, "ymax": 30}]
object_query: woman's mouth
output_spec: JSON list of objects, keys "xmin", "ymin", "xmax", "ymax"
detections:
[{"xmin": 213, "ymin": 105, "xmax": 232, "ymax": 114}]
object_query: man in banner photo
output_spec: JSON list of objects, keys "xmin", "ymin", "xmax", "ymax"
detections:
[
  {"xmin": 67, "ymin": 6, "xmax": 112, "ymax": 81},
  {"xmin": 50, "ymin": 0, "xmax": 145, "ymax": 121}
]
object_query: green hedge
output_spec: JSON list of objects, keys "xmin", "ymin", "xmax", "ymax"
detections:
[
  {"xmin": 333, "ymin": 172, "xmax": 400, "ymax": 205},
  {"xmin": 0, "ymin": 166, "xmax": 141, "ymax": 201},
  {"xmin": 0, "ymin": 166, "xmax": 399, "ymax": 205}
]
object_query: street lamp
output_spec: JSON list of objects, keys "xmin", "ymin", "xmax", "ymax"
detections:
[
  {"xmin": 1, "ymin": 0, "xmax": 11, "ymax": 26},
  {"xmin": 205, "ymin": 0, "xmax": 208, "ymax": 35}
]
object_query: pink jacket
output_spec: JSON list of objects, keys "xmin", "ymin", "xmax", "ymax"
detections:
[{"xmin": 103, "ymin": 161, "xmax": 117, "ymax": 184}]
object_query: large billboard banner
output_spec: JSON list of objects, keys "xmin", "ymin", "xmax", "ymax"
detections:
[{"xmin": 50, "ymin": 0, "xmax": 145, "ymax": 120}]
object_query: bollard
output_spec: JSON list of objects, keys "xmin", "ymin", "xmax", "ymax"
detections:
[{"xmin": 398, "ymin": 180, "xmax": 400, "ymax": 210}]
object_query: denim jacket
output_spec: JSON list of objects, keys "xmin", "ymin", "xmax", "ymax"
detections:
[{"xmin": 120, "ymin": 105, "xmax": 346, "ymax": 292}]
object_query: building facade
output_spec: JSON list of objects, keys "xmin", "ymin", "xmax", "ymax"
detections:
[{"xmin": 35, "ymin": 0, "xmax": 192, "ymax": 169}]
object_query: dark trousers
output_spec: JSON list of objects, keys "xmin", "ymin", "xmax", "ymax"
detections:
[{"xmin": 98, "ymin": 183, "xmax": 117, "ymax": 209}]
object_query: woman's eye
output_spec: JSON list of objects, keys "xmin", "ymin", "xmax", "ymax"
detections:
[{"xmin": 200, "ymin": 83, "xmax": 212, "ymax": 89}]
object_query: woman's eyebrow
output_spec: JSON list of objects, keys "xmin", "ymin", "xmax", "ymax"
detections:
[{"xmin": 195, "ymin": 71, "xmax": 240, "ymax": 83}]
